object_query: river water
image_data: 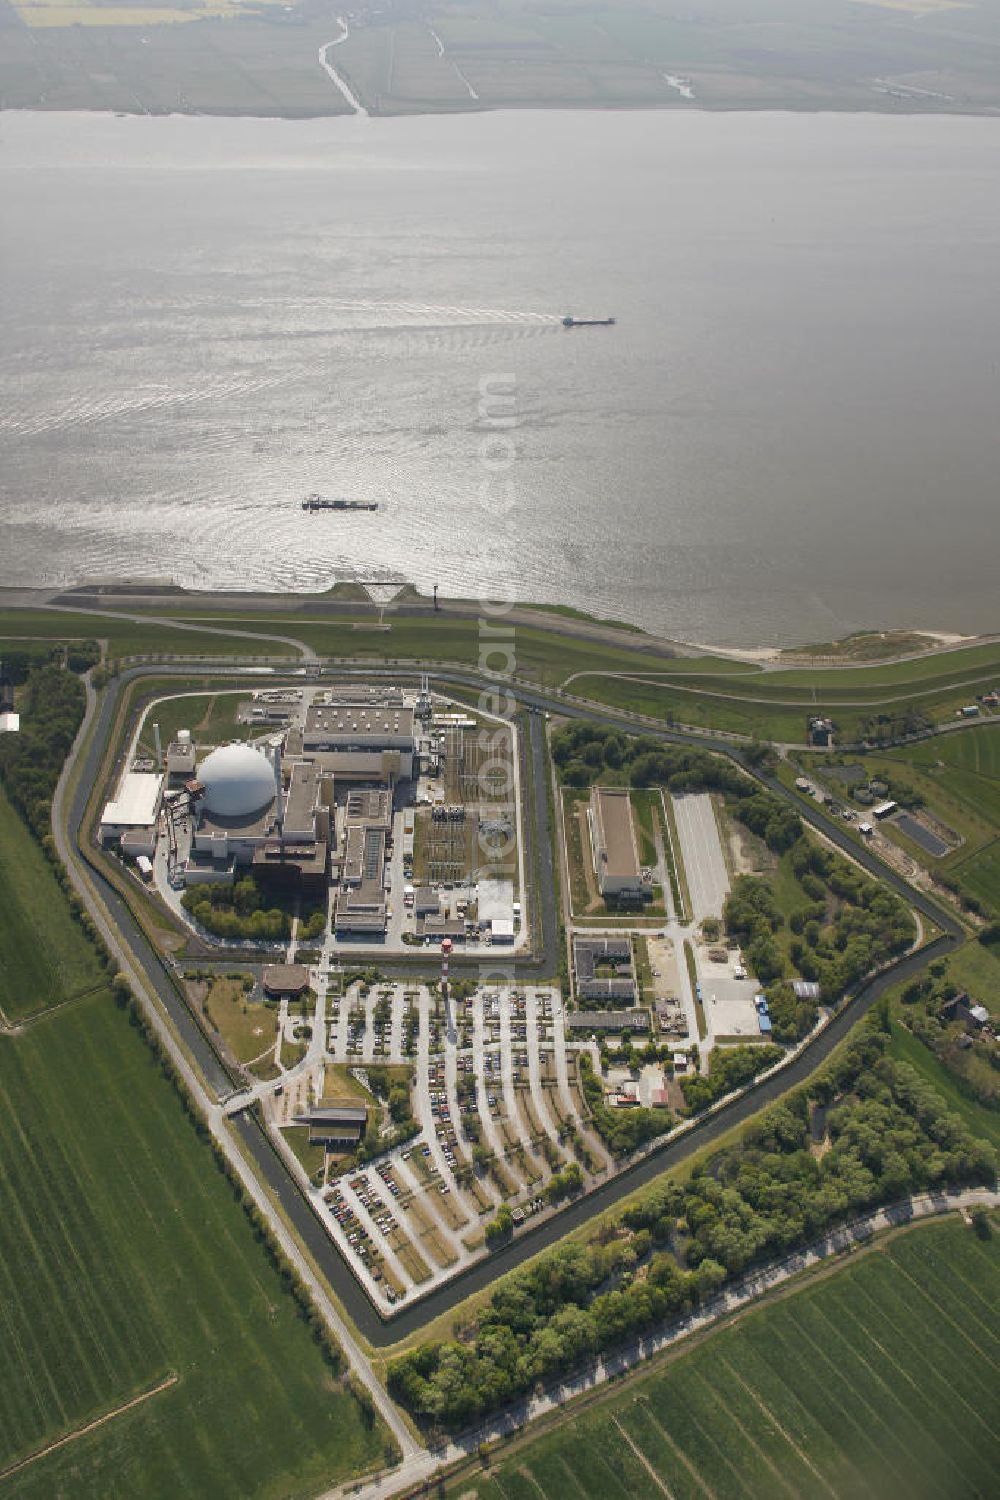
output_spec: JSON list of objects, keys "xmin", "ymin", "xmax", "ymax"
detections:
[{"xmin": 1, "ymin": 109, "xmax": 998, "ymax": 645}]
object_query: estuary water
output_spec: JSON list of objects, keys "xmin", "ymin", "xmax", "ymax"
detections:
[{"xmin": 1, "ymin": 108, "xmax": 999, "ymax": 645}]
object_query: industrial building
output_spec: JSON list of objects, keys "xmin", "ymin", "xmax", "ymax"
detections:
[
  {"xmin": 302, "ymin": 693, "xmax": 415, "ymax": 781},
  {"xmin": 99, "ymin": 771, "xmax": 164, "ymax": 859},
  {"xmin": 588, "ymin": 787, "xmax": 647, "ymax": 901},
  {"xmin": 184, "ymin": 742, "xmax": 331, "ymax": 891},
  {"xmin": 574, "ymin": 935, "xmax": 636, "ymax": 1003},
  {"xmin": 569, "ymin": 1009, "xmax": 651, "ymax": 1034}
]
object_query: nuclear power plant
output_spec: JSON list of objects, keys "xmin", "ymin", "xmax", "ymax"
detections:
[{"xmin": 98, "ymin": 674, "xmax": 523, "ymax": 951}]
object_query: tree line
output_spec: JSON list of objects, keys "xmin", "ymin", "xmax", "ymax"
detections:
[{"xmin": 387, "ymin": 1016, "xmax": 995, "ymax": 1430}]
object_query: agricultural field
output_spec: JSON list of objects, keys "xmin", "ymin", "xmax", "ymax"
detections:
[
  {"xmin": 11, "ymin": 0, "xmax": 1000, "ymax": 113},
  {"xmin": 449, "ymin": 1215, "xmax": 1000, "ymax": 1500},
  {"xmin": 0, "ymin": 788, "xmax": 106, "ymax": 1024},
  {"xmin": 0, "ymin": 788, "xmax": 386, "ymax": 1494}
]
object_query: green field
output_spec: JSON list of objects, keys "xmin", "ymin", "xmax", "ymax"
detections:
[
  {"xmin": 0, "ymin": 609, "xmax": 295, "ymax": 661},
  {"xmin": 138, "ymin": 690, "xmax": 244, "ymax": 753},
  {"xmin": 0, "ymin": 789, "xmax": 106, "ymax": 1024},
  {"xmin": 451, "ymin": 1216, "xmax": 1000, "ymax": 1500},
  {"xmin": 0, "ymin": 794, "xmax": 386, "ymax": 1493},
  {"xmin": 873, "ymin": 726, "xmax": 1000, "ymax": 909}
]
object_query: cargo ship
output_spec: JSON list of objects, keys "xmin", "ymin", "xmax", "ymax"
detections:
[
  {"xmin": 562, "ymin": 315, "xmax": 616, "ymax": 328},
  {"xmin": 301, "ymin": 494, "xmax": 378, "ymax": 512}
]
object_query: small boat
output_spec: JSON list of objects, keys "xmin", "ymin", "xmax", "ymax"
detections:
[{"xmin": 301, "ymin": 493, "xmax": 378, "ymax": 513}]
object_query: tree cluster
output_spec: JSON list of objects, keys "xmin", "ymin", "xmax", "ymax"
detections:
[
  {"xmin": 679, "ymin": 1043, "xmax": 784, "ymax": 1114},
  {"xmin": 0, "ymin": 665, "xmax": 86, "ymax": 838},
  {"xmin": 785, "ymin": 837, "xmax": 914, "ymax": 1004},
  {"xmin": 182, "ymin": 879, "xmax": 292, "ymax": 941},
  {"xmin": 388, "ymin": 1024, "xmax": 995, "ymax": 1431},
  {"xmin": 553, "ymin": 725, "xmax": 750, "ymax": 795},
  {"xmin": 580, "ymin": 1055, "xmax": 673, "ymax": 1155}
]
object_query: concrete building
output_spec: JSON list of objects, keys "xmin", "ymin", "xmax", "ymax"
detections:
[
  {"xmin": 574, "ymin": 935, "xmax": 636, "ymax": 1003},
  {"xmin": 262, "ymin": 964, "xmax": 311, "ymax": 998},
  {"xmin": 165, "ymin": 730, "xmax": 197, "ymax": 779},
  {"xmin": 303, "ymin": 701, "xmax": 415, "ymax": 781},
  {"xmin": 569, "ymin": 1009, "xmax": 651, "ymax": 1034},
  {"xmin": 334, "ymin": 886, "xmax": 387, "ymax": 938},
  {"xmin": 100, "ymin": 771, "xmax": 164, "ymax": 859},
  {"xmin": 588, "ymin": 787, "xmax": 647, "ymax": 901},
  {"xmin": 294, "ymin": 1104, "xmax": 367, "ymax": 1148}
]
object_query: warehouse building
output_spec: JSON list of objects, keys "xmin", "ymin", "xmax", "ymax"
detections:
[
  {"xmin": 302, "ymin": 699, "xmax": 415, "ymax": 781},
  {"xmin": 588, "ymin": 787, "xmax": 647, "ymax": 901}
]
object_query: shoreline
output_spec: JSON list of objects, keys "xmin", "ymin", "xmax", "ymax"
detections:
[
  {"xmin": 5, "ymin": 101, "xmax": 1000, "ymax": 124},
  {"xmin": 0, "ymin": 581, "xmax": 993, "ymax": 667}
]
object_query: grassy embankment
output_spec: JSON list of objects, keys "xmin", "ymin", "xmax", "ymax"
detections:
[
  {"xmin": 5, "ymin": 606, "xmax": 1000, "ymax": 748},
  {"xmin": 0, "ymin": 796, "xmax": 387, "ymax": 1494}
]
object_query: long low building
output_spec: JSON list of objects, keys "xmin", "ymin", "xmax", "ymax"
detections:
[
  {"xmin": 588, "ymin": 787, "xmax": 647, "ymax": 901},
  {"xmin": 568, "ymin": 1009, "xmax": 651, "ymax": 1033},
  {"xmin": 293, "ymin": 1104, "xmax": 367, "ymax": 1148},
  {"xmin": 574, "ymin": 933, "xmax": 636, "ymax": 1004}
]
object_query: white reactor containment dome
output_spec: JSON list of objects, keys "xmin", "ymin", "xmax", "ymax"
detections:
[{"xmin": 197, "ymin": 743, "xmax": 275, "ymax": 819}]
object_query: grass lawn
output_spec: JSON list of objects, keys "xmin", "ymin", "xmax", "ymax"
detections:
[
  {"xmin": 868, "ymin": 727, "xmax": 1000, "ymax": 910},
  {"xmin": 281, "ymin": 1125, "xmax": 327, "ymax": 1183},
  {"xmin": 202, "ymin": 975, "xmax": 277, "ymax": 1064},
  {"xmin": 449, "ymin": 1215, "xmax": 1000, "ymax": 1500},
  {"xmin": 139, "ymin": 690, "xmax": 245, "ymax": 753},
  {"xmin": 0, "ymin": 789, "xmax": 106, "ymax": 1023},
  {"xmin": 945, "ymin": 938, "xmax": 1000, "ymax": 1020}
]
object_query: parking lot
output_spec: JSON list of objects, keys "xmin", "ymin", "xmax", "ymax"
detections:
[
  {"xmin": 672, "ymin": 792, "xmax": 731, "ymax": 921},
  {"xmin": 278, "ymin": 979, "xmax": 609, "ymax": 1314}
]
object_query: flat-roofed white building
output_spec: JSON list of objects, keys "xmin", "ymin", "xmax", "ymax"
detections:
[{"xmin": 100, "ymin": 771, "xmax": 164, "ymax": 859}]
